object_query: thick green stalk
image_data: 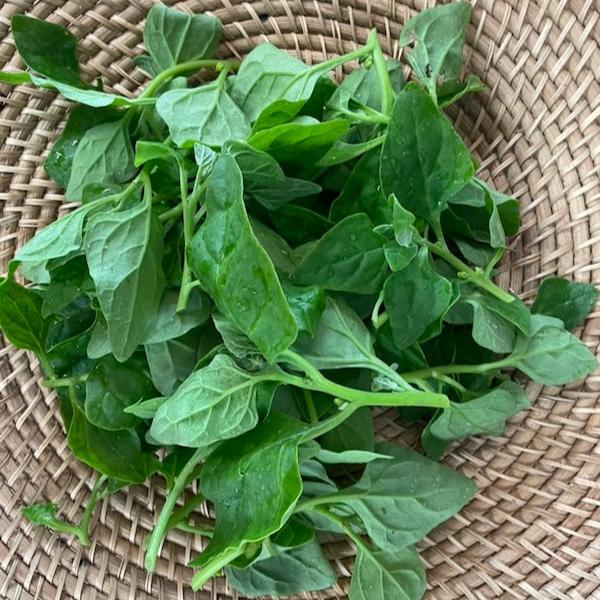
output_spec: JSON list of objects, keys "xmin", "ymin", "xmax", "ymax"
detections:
[
  {"xmin": 401, "ymin": 358, "xmax": 511, "ymax": 382},
  {"xmin": 145, "ymin": 448, "xmax": 207, "ymax": 572},
  {"xmin": 279, "ymin": 350, "xmax": 449, "ymax": 410},
  {"xmin": 424, "ymin": 240, "xmax": 515, "ymax": 303},
  {"xmin": 78, "ymin": 475, "xmax": 108, "ymax": 546},
  {"xmin": 139, "ymin": 60, "xmax": 239, "ymax": 100}
]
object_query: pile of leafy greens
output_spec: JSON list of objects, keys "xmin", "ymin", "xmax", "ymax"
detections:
[{"xmin": 1, "ymin": 3, "xmax": 597, "ymax": 598}]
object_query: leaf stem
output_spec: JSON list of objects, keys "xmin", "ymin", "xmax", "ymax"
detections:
[
  {"xmin": 401, "ymin": 359, "xmax": 511, "ymax": 382},
  {"xmin": 77, "ymin": 475, "xmax": 108, "ymax": 546},
  {"xmin": 139, "ymin": 60, "xmax": 239, "ymax": 100},
  {"xmin": 423, "ymin": 240, "xmax": 515, "ymax": 303},
  {"xmin": 303, "ymin": 389, "xmax": 319, "ymax": 424},
  {"xmin": 368, "ymin": 29, "xmax": 394, "ymax": 117},
  {"xmin": 145, "ymin": 447, "xmax": 207, "ymax": 572},
  {"xmin": 279, "ymin": 350, "xmax": 449, "ymax": 410}
]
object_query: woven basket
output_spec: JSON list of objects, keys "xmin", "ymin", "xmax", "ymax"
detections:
[{"xmin": 0, "ymin": 1, "xmax": 598, "ymax": 598}]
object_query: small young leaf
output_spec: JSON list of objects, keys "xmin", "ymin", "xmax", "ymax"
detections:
[
  {"xmin": 0, "ymin": 268, "xmax": 47, "ymax": 354},
  {"xmin": 505, "ymin": 315, "xmax": 598, "ymax": 385},
  {"xmin": 399, "ymin": 3, "xmax": 471, "ymax": 103},
  {"xmin": 349, "ymin": 545, "xmax": 426, "ymax": 600},
  {"xmin": 11, "ymin": 15, "xmax": 82, "ymax": 86},
  {"xmin": 66, "ymin": 117, "xmax": 136, "ymax": 201},
  {"xmin": 531, "ymin": 277, "xmax": 598, "ymax": 330},
  {"xmin": 143, "ymin": 4, "xmax": 221, "ymax": 74}
]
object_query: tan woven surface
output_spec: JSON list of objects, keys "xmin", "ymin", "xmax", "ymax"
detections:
[{"xmin": 0, "ymin": 0, "xmax": 598, "ymax": 598}]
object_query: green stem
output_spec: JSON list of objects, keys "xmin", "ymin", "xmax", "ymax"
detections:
[
  {"xmin": 424, "ymin": 240, "xmax": 515, "ymax": 303},
  {"xmin": 191, "ymin": 547, "xmax": 245, "ymax": 591},
  {"xmin": 145, "ymin": 447, "xmax": 206, "ymax": 572},
  {"xmin": 301, "ymin": 402, "xmax": 360, "ymax": 441},
  {"xmin": 371, "ymin": 291, "xmax": 385, "ymax": 329},
  {"xmin": 368, "ymin": 29, "xmax": 394, "ymax": 117},
  {"xmin": 158, "ymin": 203, "xmax": 183, "ymax": 223},
  {"xmin": 303, "ymin": 389, "xmax": 319, "ymax": 424},
  {"xmin": 77, "ymin": 475, "xmax": 108, "ymax": 546},
  {"xmin": 139, "ymin": 60, "xmax": 239, "ymax": 100},
  {"xmin": 280, "ymin": 350, "xmax": 449, "ymax": 410},
  {"xmin": 176, "ymin": 522, "xmax": 214, "ymax": 537},
  {"xmin": 166, "ymin": 493, "xmax": 206, "ymax": 531},
  {"xmin": 175, "ymin": 153, "xmax": 195, "ymax": 312},
  {"xmin": 433, "ymin": 373, "xmax": 467, "ymax": 393},
  {"xmin": 402, "ymin": 359, "xmax": 511, "ymax": 382}
]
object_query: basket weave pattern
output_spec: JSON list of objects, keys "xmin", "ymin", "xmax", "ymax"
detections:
[{"xmin": 0, "ymin": 1, "xmax": 598, "ymax": 598}]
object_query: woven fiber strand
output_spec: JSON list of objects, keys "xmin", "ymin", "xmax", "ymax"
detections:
[{"xmin": 0, "ymin": 0, "xmax": 598, "ymax": 598}]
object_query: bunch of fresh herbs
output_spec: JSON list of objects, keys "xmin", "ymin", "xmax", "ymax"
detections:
[{"xmin": 0, "ymin": 3, "xmax": 597, "ymax": 598}]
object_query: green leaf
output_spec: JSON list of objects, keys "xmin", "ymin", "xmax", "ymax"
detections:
[
  {"xmin": 292, "ymin": 296, "xmax": 376, "ymax": 371},
  {"xmin": 271, "ymin": 205, "xmax": 333, "ymax": 246},
  {"xmin": 470, "ymin": 300, "xmax": 516, "ymax": 353},
  {"xmin": 281, "ymin": 281, "xmax": 325, "ymax": 336},
  {"xmin": 349, "ymin": 546, "xmax": 426, "ymax": 600},
  {"xmin": 438, "ymin": 74, "xmax": 485, "ymax": 108},
  {"xmin": 321, "ymin": 407, "xmax": 375, "ymax": 453},
  {"xmin": 65, "ymin": 117, "xmax": 136, "ymax": 201},
  {"xmin": 189, "ymin": 413, "xmax": 306, "ymax": 585},
  {"xmin": 230, "ymin": 43, "xmax": 356, "ymax": 124},
  {"xmin": 291, "ymin": 214, "xmax": 388, "ymax": 294},
  {"xmin": 11, "ymin": 15, "xmax": 82, "ymax": 86},
  {"xmin": 316, "ymin": 448, "xmax": 391, "ymax": 464},
  {"xmin": 384, "ymin": 248, "xmax": 453, "ymax": 349},
  {"xmin": 144, "ymin": 331, "xmax": 200, "ymax": 397},
  {"xmin": 230, "ymin": 44, "xmax": 312, "ymax": 122},
  {"xmin": 310, "ymin": 446, "xmax": 476, "ymax": 550},
  {"xmin": 14, "ymin": 202, "xmax": 99, "ymax": 265},
  {"xmin": 422, "ymin": 381, "xmax": 529, "ymax": 460},
  {"xmin": 380, "ymin": 85, "xmax": 474, "ymax": 226},
  {"xmin": 149, "ymin": 354, "xmax": 280, "ymax": 447},
  {"xmin": 384, "ymin": 242, "xmax": 418, "ymax": 272},
  {"xmin": 84, "ymin": 201, "xmax": 165, "ymax": 362},
  {"xmin": 531, "ymin": 277, "xmax": 598, "ymax": 330},
  {"xmin": 67, "ymin": 401, "xmax": 159, "ymax": 483},
  {"xmin": 251, "ymin": 219, "xmax": 298, "ymax": 275},
  {"xmin": 188, "ymin": 155, "xmax": 298, "ymax": 361},
  {"xmin": 45, "ymin": 105, "xmax": 121, "ymax": 188},
  {"xmin": 142, "ymin": 4, "xmax": 221, "ymax": 74},
  {"xmin": 225, "ymin": 538, "xmax": 336, "ymax": 597},
  {"xmin": 327, "ymin": 60, "xmax": 405, "ymax": 118},
  {"xmin": 134, "ymin": 140, "xmax": 174, "ymax": 167},
  {"xmin": 84, "ymin": 354, "xmax": 155, "ymax": 431},
  {"xmin": 124, "ymin": 396, "xmax": 165, "ymax": 419},
  {"xmin": 329, "ymin": 150, "xmax": 393, "ymax": 225},
  {"xmin": 212, "ymin": 313, "xmax": 261, "ymax": 360},
  {"xmin": 399, "ymin": 3, "xmax": 471, "ymax": 103},
  {"xmin": 0, "ymin": 268, "xmax": 47, "ymax": 353},
  {"xmin": 142, "ymin": 288, "xmax": 210, "ymax": 344},
  {"xmin": 249, "ymin": 119, "xmax": 349, "ymax": 167},
  {"xmin": 505, "ymin": 314, "xmax": 598, "ymax": 385},
  {"xmin": 225, "ymin": 140, "xmax": 320, "ymax": 210},
  {"xmin": 156, "ymin": 74, "xmax": 251, "ymax": 147}
]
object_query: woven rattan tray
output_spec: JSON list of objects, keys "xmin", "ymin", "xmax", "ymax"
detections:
[{"xmin": 1, "ymin": 1, "xmax": 599, "ymax": 598}]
